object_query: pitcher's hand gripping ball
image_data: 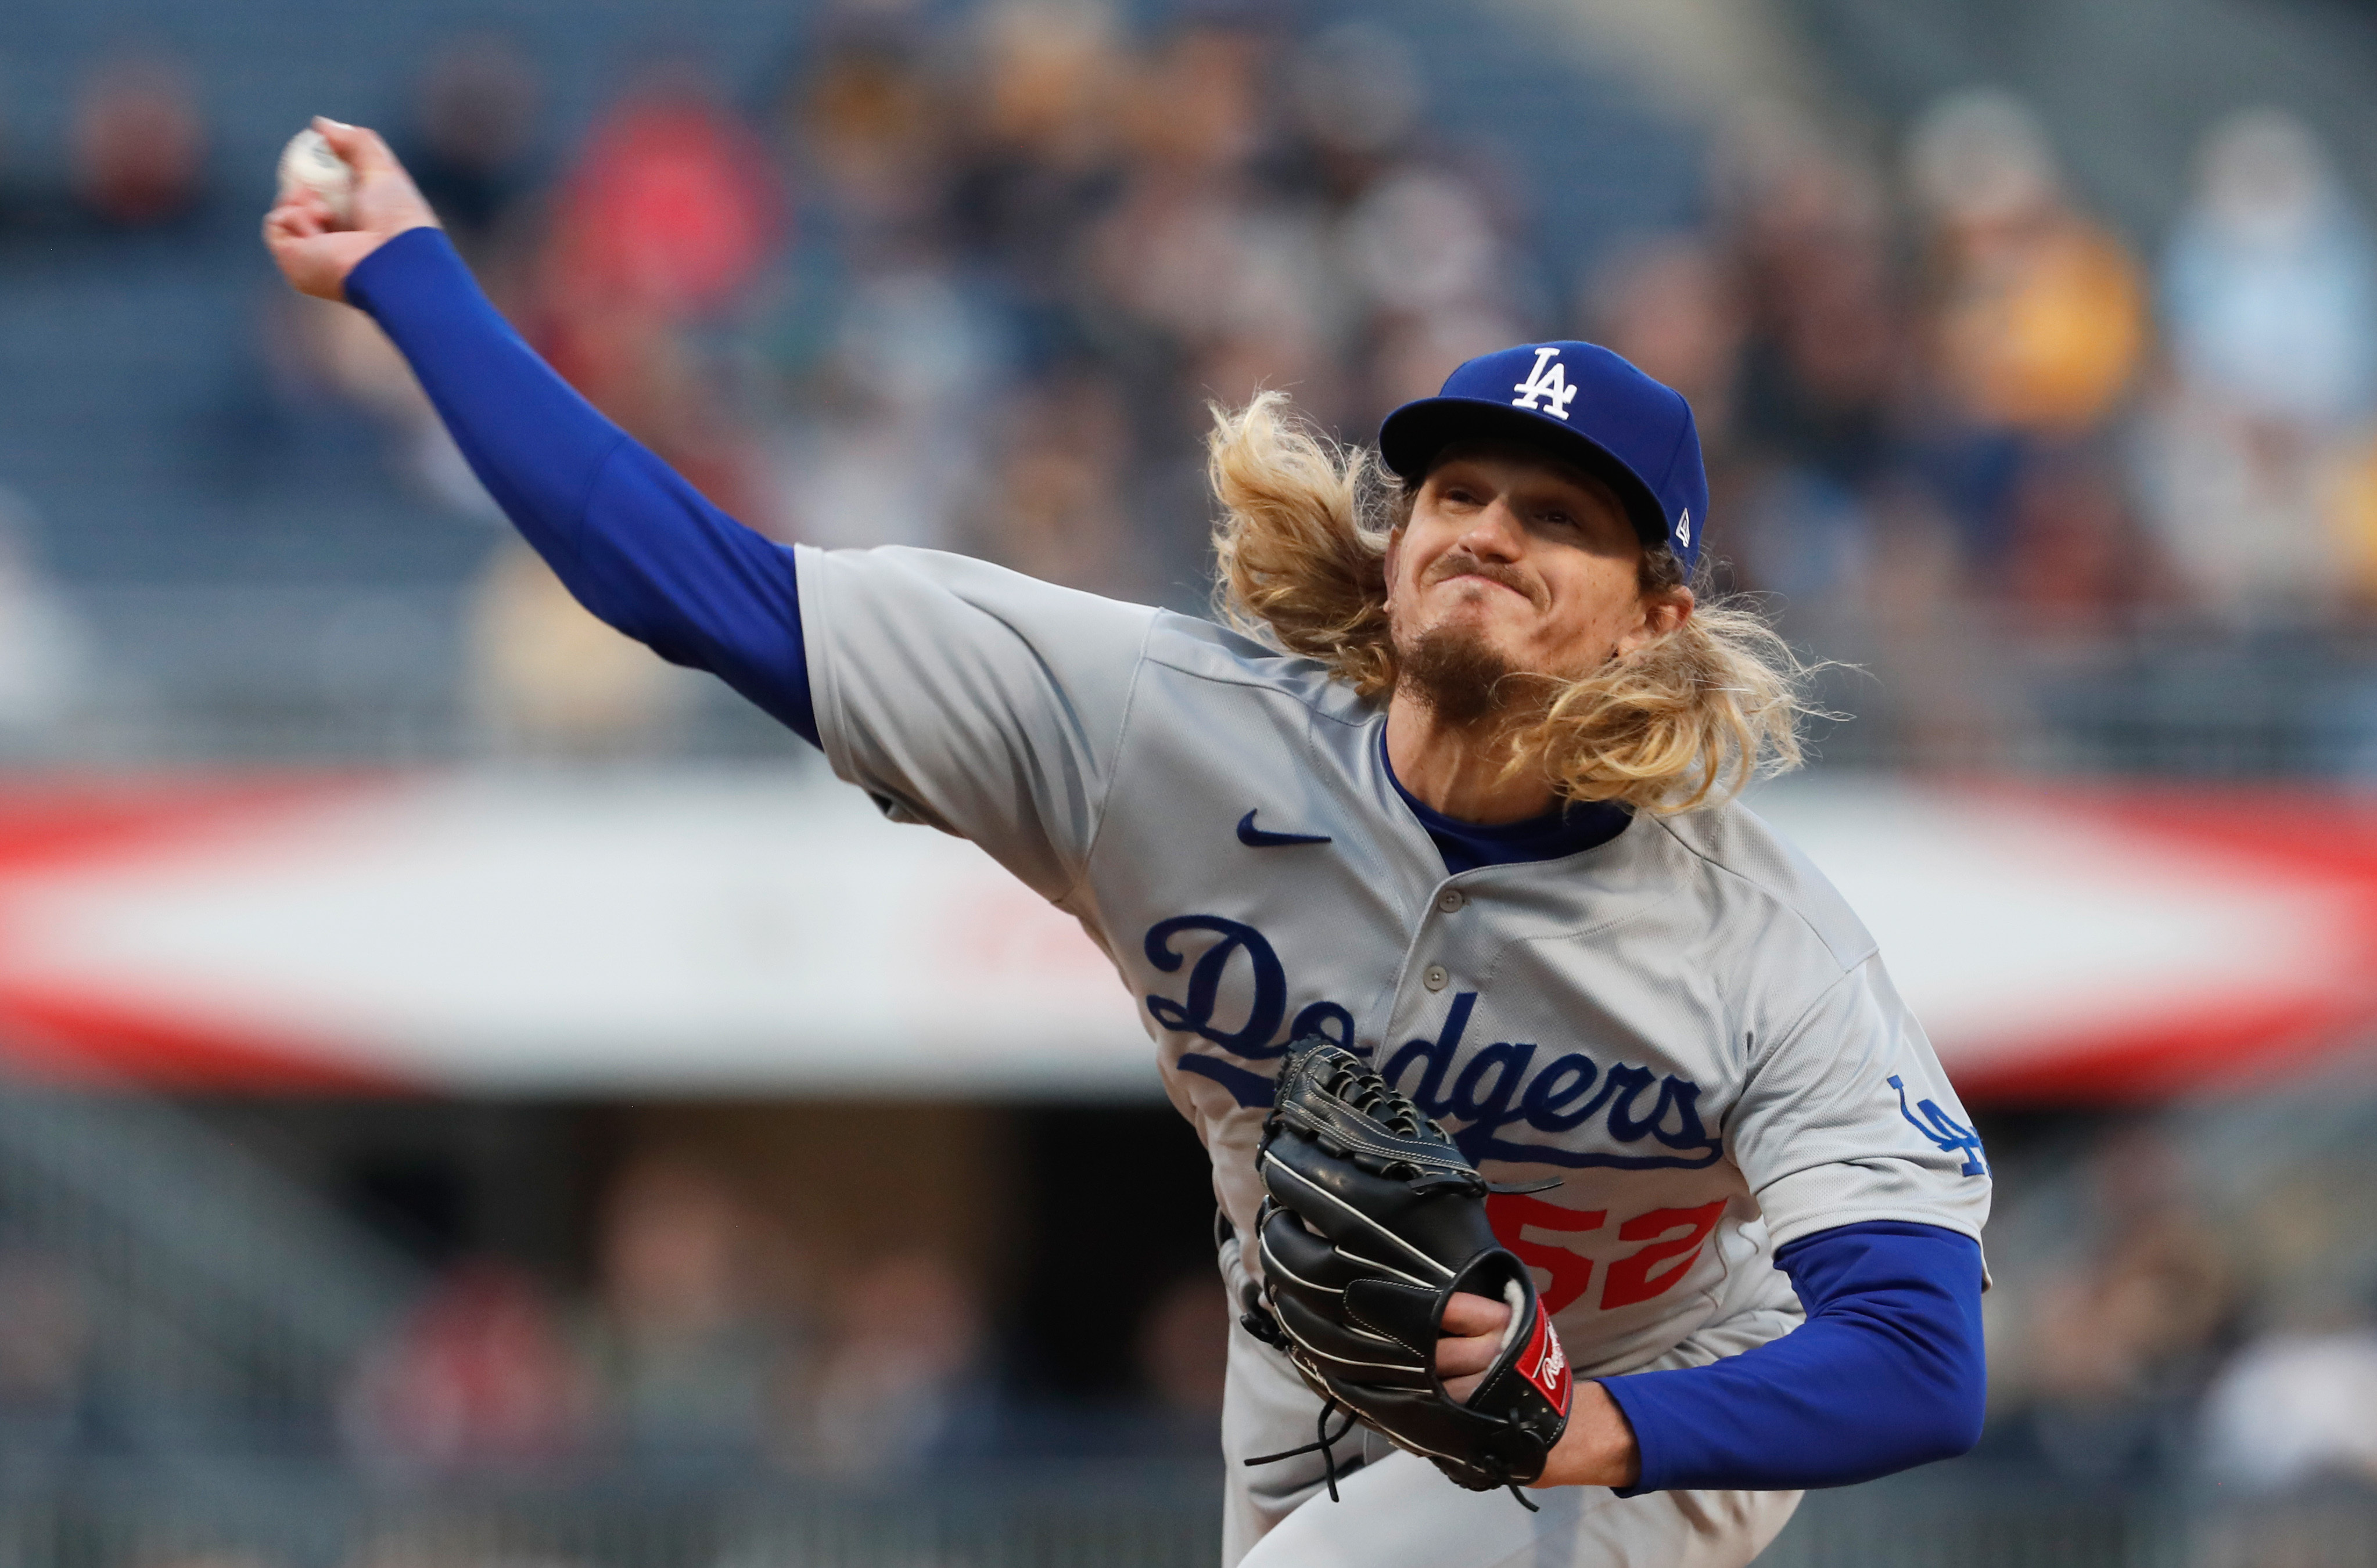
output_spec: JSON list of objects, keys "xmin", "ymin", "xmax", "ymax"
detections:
[
  {"xmin": 277, "ymin": 127, "xmax": 356, "ymax": 226},
  {"xmin": 1247, "ymin": 1040, "xmax": 1573, "ymax": 1508}
]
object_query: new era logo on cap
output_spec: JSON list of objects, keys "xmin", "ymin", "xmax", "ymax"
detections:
[{"xmin": 1377, "ymin": 340, "xmax": 1711, "ymax": 577}]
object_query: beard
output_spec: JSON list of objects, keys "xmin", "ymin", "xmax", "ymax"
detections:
[{"xmin": 1396, "ymin": 622, "xmax": 1527, "ymax": 729}]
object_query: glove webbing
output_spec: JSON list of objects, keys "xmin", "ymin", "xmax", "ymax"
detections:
[{"xmin": 1311, "ymin": 1053, "xmax": 1431, "ymax": 1137}]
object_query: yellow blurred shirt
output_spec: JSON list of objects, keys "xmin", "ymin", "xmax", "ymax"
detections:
[{"xmin": 1936, "ymin": 216, "xmax": 2148, "ymax": 433}]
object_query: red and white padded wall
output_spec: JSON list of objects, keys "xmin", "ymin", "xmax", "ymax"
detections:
[{"xmin": 0, "ymin": 771, "xmax": 2366, "ymax": 1101}]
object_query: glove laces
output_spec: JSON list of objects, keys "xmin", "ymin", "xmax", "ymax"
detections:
[
  {"xmin": 1240, "ymin": 1397, "xmax": 1544, "ymax": 1512},
  {"xmin": 1242, "ymin": 1398, "xmax": 1362, "ymax": 1503}
]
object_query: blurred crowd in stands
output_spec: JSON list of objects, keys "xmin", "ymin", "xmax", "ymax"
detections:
[
  {"xmin": 16, "ymin": 1092, "xmax": 2377, "ymax": 1505},
  {"xmin": 1976, "ymin": 1101, "xmax": 2377, "ymax": 1496},
  {"xmin": 317, "ymin": 17, "xmax": 2377, "ymax": 760},
  {"xmin": 5, "ymin": 6, "xmax": 2377, "ymax": 763},
  {"xmin": 0, "ymin": 1148, "xmax": 1230, "ymax": 1481},
  {"xmin": 336, "ymin": 1157, "xmax": 1024, "ymax": 1481}
]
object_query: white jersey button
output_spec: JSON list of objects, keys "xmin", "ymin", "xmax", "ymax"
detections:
[
  {"xmin": 1436, "ymin": 889, "xmax": 1466, "ymax": 914},
  {"xmin": 1422, "ymin": 964, "xmax": 1450, "ymax": 992}
]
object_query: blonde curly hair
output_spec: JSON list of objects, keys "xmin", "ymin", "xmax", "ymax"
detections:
[{"xmin": 1206, "ymin": 391, "xmax": 1819, "ymax": 815}]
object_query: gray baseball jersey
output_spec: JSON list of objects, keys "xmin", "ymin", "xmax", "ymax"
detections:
[{"xmin": 796, "ymin": 544, "xmax": 1991, "ymax": 1378}]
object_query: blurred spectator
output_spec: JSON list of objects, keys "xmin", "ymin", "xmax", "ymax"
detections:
[
  {"xmin": 1342, "ymin": 166, "xmax": 1525, "ymax": 419},
  {"xmin": 793, "ymin": 1250, "xmax": 986, "ymax": 1477},
  {"xmin": 785, "ymin": 13, "xmax": 956, "ymax": 261},
  {"xmin": 465, "ymin": 542, "xmax": 690, "ymax": 757},
  {"xmin": 1312, "ymin": 26, "xmax": 1525, "ymax": 427},
  {"xmin": 541, "ymin": 301, "xmax": 769, "ymax": 525},
  {"xmin": 1288, "ymin": 21, "xmax": 1424, "ymax": 199},
  {"xmin": 2202, "ymin": 1326, "xmax": 2377, "ymax": 1490},
  {"xmin": 1134, "ymin": 1271, "xmax": 1227, "ymax": 1422},
  {"xmin": 2324, "ymin": 437, "xmax": 2377, "ymax": 608},
  {"xmin": 963, "ymin": 370, "xmax": 1140, "ymax": 595},
  {"xmin": 403, "ymin": 38, "xmax": 544, "ymax": 262},
  {"xmin": 942, "ymin": 0, "xmax": 1128, "ymax": 312},
  {"xmin": 0, "ymin": 1252, "xmax": 89, "ymax": 1462},
  {"xmin": 1726, "ymin": 467, "xmax": 1875, "ymax": 608},
  {"xmin": 2002, "ymin": 449, "xmax": 2166, "ymax": 632},
  {"xmin": 579, "ymin": 1159, "xmax": 794, "ymax": 1473},
  {"xmin": 773, "ymin": 264, "xmax": 1007, "ymax": 552},
  {"xmin": 1720, "ymin": 111, "xmax": 1903, "ymax": 490},
  {"xmin": 543, "ymin": 64, "xmax": 786, "ymax": 326},
  {"xmin": 534, "ymin": 67, "xmax": 782, "ymax": 527},
  {"xmin": 1991, "ymin": 1125, "xmax": 2234, "ymax": 1478},
  {"xmin": 342, "ymin": 1260, "xmax": 593, "ymax": 1477},
  {"xmin": 1586, "ymin": 233, "xmax": 1744, "ymax": 454},
  {"xmin": 1909, "ymin": 90, "xmax": 2146, "ymax": 437},
  {"xmin": 0, "ymin": 490, "xmax": 88, "ymax": 736},
  {"xmin": 1340, "ymin": 167, "xmax": 1505, "ymax": 328},
  {"xmin": 1711, "ymin": 114, "xmax": 1909, "ymax": 645},
  {"xmin": 2166, "ymin": 112, "xmax": 2377, "ymax": 431},
  {"xmin": 1906, "ymin": 91, "xmax": 2146, "ymax": 581},
  {"xmin": 2229, "ymin": 1167, "xmax": 2375, "ymax": 1336},
  {"xmin": 266, "ymin": 297, "xmax": 499, "ymax": 519},
  {"xmin": 2139, "ymin": 110, "xmax": 2377, "ymax": 621},
  {"xmin": 1122, "ymin": 15, "xmax": 1274, "ymax": 182},
  {"xmin": 69, "ymin": 55, "xmax": 207, "ymax": 229}
]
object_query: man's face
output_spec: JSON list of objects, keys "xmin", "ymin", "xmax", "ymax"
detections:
[{"xmin": 1384, "ymin": 443, "xmax": 1687, "ymax": 718}]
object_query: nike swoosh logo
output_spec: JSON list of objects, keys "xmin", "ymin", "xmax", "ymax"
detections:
[{"xmin": 1237, "ymin": 810, "xmax": 1332, "ymax": 848}]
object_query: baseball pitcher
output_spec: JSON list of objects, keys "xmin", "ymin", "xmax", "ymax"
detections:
[{"xmin": 267, "ymin": 121, "xmax": 1990, "ymax": 1568}]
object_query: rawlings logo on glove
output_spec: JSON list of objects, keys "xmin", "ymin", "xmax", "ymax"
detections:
[
  {"xmin": 1243, "ymin": 1038, "xmax": 1572, "ymax": 1509},
  {"xmin": 1514, "ymin": 1308, "xmax": 1571, "ymax": 1408}
]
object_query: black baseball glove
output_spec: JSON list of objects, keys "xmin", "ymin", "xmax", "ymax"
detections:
[{"xmin": 1243, "ymin": 1038, "xmax": 1573, "ymax": 1508}]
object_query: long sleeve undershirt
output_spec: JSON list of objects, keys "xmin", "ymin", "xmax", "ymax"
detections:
[
  {"xmin": 344, "ymin": 225, "xmax": 1987, "ymax": 1493},
  {"xmin": 1606, "ymin": 1221, "xmax": 1985, "ymax": 1493},
  {"xmin": 346, "ymin": 226, "xmax": 819, "ymax": 745}
]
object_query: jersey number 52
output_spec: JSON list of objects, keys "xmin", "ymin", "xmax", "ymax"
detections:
[{"xmin": 1487, "ymin": 1194, "xmax": 1729, "ymax": 1317}]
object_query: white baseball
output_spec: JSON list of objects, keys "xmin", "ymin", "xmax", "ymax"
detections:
[{"xmin": 277, "ymin": 127, "xmax": 356, "ymax": 226}]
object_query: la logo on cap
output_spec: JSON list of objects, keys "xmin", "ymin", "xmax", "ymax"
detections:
[
  {"xmin": 1675, "ymin": 509, "xmax": 1692, "ymax": 548},
  {"xmin": 1511, "ymin": 346, "xmax": 1579, "ymax": 420}
]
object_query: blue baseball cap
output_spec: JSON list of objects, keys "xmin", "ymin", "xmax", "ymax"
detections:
[{"xmin": 1377, "ymin": 341, "xmax": 1708, "ymax": 576}]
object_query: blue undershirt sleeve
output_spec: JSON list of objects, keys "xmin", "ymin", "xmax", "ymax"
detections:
[
  {"xmin": 1598, "ymin": 1221, "xmax": 1986, "ymax": 1494},
  {"xmin": 343, "ymin": 226, "xmax": 817, "ymax": 745}
]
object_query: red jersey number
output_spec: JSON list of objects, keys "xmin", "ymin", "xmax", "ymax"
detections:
[
  {"xmin": 1486, "ymin": 1194, "xmax": 1606, "ymax": 1315},
  {"xmin": 1599, "ymin": 1201, "xmax": 1729, "ymax": 1310},
  {"xmin": 1489, "ymin": 1196, "xmax": 1731, "ymax": 1316}
]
